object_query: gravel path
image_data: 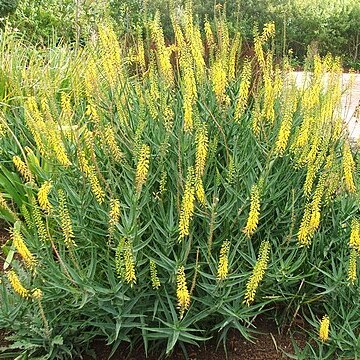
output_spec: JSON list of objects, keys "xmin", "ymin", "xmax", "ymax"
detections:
[{"xmin": 292, "ymin": 72, "xmax": 360, "ymax": 139}]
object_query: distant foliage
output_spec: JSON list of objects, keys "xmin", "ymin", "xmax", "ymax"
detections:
[{"xmin": 0, "ymin": 0, "xmax": 17, "ymax": 17}]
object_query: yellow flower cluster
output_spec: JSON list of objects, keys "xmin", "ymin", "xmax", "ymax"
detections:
[
  {"xmin": 149, "ymin": 12, "xmax": 174, "ymax": 86},
  {"xmin": 115, "ymin": 238, "xmax": 136, "ymax": 286},
  {"xmin": 195, "ymin": 124, "xmax": 208, "ymax": 178},
  {"xmin": 32, "ymin": 288, "xmax": 43, "ymax": 300},
  {"xmin": 12, "ymin": 156, "xmax": 33, "ymax": 183},
  {"xmin": 60, "ymin": 92, "xmax": 73, "ymax": 124},
  {"xmin": 31, "ymin": 199, "xmax": 49, "ymax": 242},
  {"xmin": 98, "ymin": 24, "xmax": 122, "ymax": 88},
  {"xmin": 135, "ymin": 144, "xmax": 150, "ymax": 192},
  {"xmin": 234, "ymin": 59, "xmax": 252, "ymax": 121},
  {"xmin": 244, "ymin": 240, "xmax": 270, "ymax": 305},
  {"xmin": 108, "ymin": 198, "xmax": 120, "ymax": 239},
  {"xmin": 179, "ymin": 167, "xmax": 196, "ymax": 240},
  {"xmin": 0, "ymin": 193, "xmax": 16, "ymax": 219},
  {"xmin": 275, "ymin": 90, "xmax": 298, "ymax": 155},
  {"xmin": 176, "ymin": 265, "xmax": 190, "ymax": 317},
  {"xmin": 243, "ymin": 184, "xmax": 261, "ymax": 237},
  {"xmin": 123, "ymin": 240, "xmax": 136, "ymax": 286},
  {"xmin": 38, "ymin": 180, "xmax": 52, "ymax": 213},
  {"xmin": 104, "ymin": 125, "xmax": 122, "ymax": 163},
  {"xmin": 348, "ymin": 249, "xmax": 357, "ymax": 284},
  {"xmin": 217, "ymin": 240, "xmax": 230, "ymax": 280},
  {"xmin": 12, "ymin": 227, "xmax": 37, "ymax": 270},
  {"xmin": 343, "ymin": 142, "xmax": 356, "ymax": 193},
  {"xmin": 349, "ymin": 218, "xmax": 360, "ymax": 252},
  {"xmin": 150, "ymin": 259, "xmax": 161, "ymax": 289},
  {"xmin": 58, "ymin": 189, "xmax": 75, "ymax": 248},
  {"xmin": 212, "ymin": 60, "xmax": 227, "ymax": 103},
  {"xmin": 78, "ymin": 150, "xmax": 105, "ymax": 204},
  {"xmin": 298, "ymin": 175, "xmax": 325, "ymax": 246},
  {"xmin": 319, "ymin": 315, "xmax": 330, "ymax": 342},
  {"xmin": 25, "ymin": 97, "xmax": 71, "ymax": 167},
  {"xmin": 7, "ymin": 270, "xmax": 29, "ymax": 298},
  {"xmin": 195, "ymin": 177, "xmax": 206, "ymax": 206}
]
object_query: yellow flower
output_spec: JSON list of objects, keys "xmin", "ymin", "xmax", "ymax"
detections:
[
  {"xmin": 234, "ymin": 59, "xmax": 252, "ymax": 120},
  {"xmin": 348, "ymin": 249, "xmax": 357, "ymax": 284},
  {"xmin": 319, "ymin": 315, "xmax": 330, "ymax": 342},
  {"xmin": 349, "ymin": 218, "xmax": 360, "ymax": 253},
  {"xmin": 343, "ymin": 142, "xmax": 356, "ymax": 193},
  {"xmin": 11, "ymin": 227, "xmax": 37, "ymax": 270},
  {"xmin": 12, "ymin": 156, "xmax": 33, "ymax": 183},
  {"xmin": 32, "ymin": 288, "xmax": 43, "ymax": 300},
  {"xmin": 244, "ymin": 240, "xmax": 270, "ymax": 305},
  {"xmin": 243, "ymin": 184, "xmax": 261, "ymax": 237},
  {"xmin": 108, "ymin": 198, "xmax": 120, "ymax": 238},
  {"xmin": 38, "ymin": 180, "xmax": 52, "ymax": 213},
  {"xmin": 0, "ymin": 193, "xmax": 16, "ymax": 219},
  {"xmin": 149, "ymin": 12, "xmax": 174, "ymax": 86},
  {"xmin": 195, "ymin": 124, "xmax": 208, "ymax": 178},
  {"xmin": 104, "ymin": 124, "xmax": 122, "ymax": 163},
  {"xmin": 31, "ymin": 198, "xmax": 49, "ymax": 242},
  {"xmin": 123, "ymin": 240, "xmax": 136, "ymax": 286},
  {"xmin": 212, "ymin": 60, "xmax": 227, "ymax": 103},
  {"xmin": 179, "ymin": 167, "xmax": 195, "ymax": 240},
  {"xmin": 150, "ymin": 259, "xmax": 161, "ymax": 289},
  {"xmin": 176, "ymin": 265, "xmax": 190, "ymax": 317},
  {"xmin": 88, "ymin": 167, "xmax": 106, "ymax": 204},
  {"xmin": 7, "ymin": 270, "xmax": 29, "ymax": 298},
  {"xmin": 135, "ymin": 144, "xmax": 150, "ymax": 192},
  {"xmin": 217, "ymin": 240, "xmax": 230, "ymax": 280},
  {"xmin": 58, "ymin": 189, "xmax": 75, "ymax": 248},
  {"xmin": 275, "ymin": 91, "xmax": 297, "ymax": 155},
  {"xmin": 195, "ymin": 177, "xmax": 206, "ymax": 207}
]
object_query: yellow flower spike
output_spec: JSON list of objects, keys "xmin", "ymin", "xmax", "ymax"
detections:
[
  {"xmin": 217, "ymin": 240, "xmax": 230, "ymax": 280},
  {"xmin": 343, "ymin": 142, "xmax": 356, "ymax": 193},
  {"xmin": 195, "ymin": 177, "xmax": 206, "ymax": 207},
  {"xmin": 195, "ymin": 124, "xmax": 208, "ymax": 178},
  {"xmin": 150, "ymin": 259, "xmax": 161, "ymax": 289},
  {"xmin": 349, "ymin": 219, "xmax": 360, "ymax": 253},
  {"xmin": 244, "ymin": 240, "xmax": 270, "ymax": 305},
  {"xmin": 60, "ymin": 92, "xmax": 73, "ymax": 122},
  {"xmin": 243, "ymin": 184, "xmax": 261, "ymax": 237},
  {"xmin": 31, "ymin": 199, "xmax": 50, "ymax": 242},
  {"xmin": 38, "ymin": 180, "xmax": 53, "ymax": 213},
  {"xmin": 211, "ymin": 60, "xmax": 227, "ymax": 103},
  {"xmin": 319, "ymin": 315, "xmax": 330, "ymax": 342},
  {"xmin": 58, "ymin": 189, "xmax": 76, "ymax": 248},
  {"xmin": 275, "ymin": 91, "xmax": 298, "ymax": 156},
  {"xmin": 88, "ymin": 167, "xmax": 105, "ymax": 204},
  {"xmin": 12, "ymin": 156, "xmax": 33, "ymax": 183},
  {"xmin": 178, "ymin": 167, "xmax": 196, "ymax": 240},
  {"xmin": 123, "ymin": 240, "xmax": 136, "ymax": 286},
  {"xmin": 347, "ymin": 249, "xmax": 357, "ymax": 284},
  {"xmin": 0, "ymin": 193, "xmax": 17, "ymax": 219},
  {"xmin": 11, "ymin": 227, "xmax": 37, "ymax": 270},
  {"xmin": 135, "ymin": 144, "xmax": 150, "ymax": 193},
  {"xmin": 104, "ymin": 124, "xmax": 123, "ymax": 163},
  {"xmin": 228, "ymin": 32, "xmax": 241, "ymax": 81},
  {"xmin": 234, "ymin": 59, "xmax": 252, "ymax": 121},
  {"xmin": 32, "ymin": 288, "xmax": 43, "ymax": 300},
  {"xmin": 176, "ymin": 266, "xmax": 190, "ymax": 318},
  {"xmin": 7, "ymin": 270, "xmax": 29, "ymax": 298},
  {"xmin": 108, "ymin": 198, "xmax": 120, "ymax": 239},
  {"xmin": 149, "ymin": 12, "xmax": 174, "ymax": 86}
]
